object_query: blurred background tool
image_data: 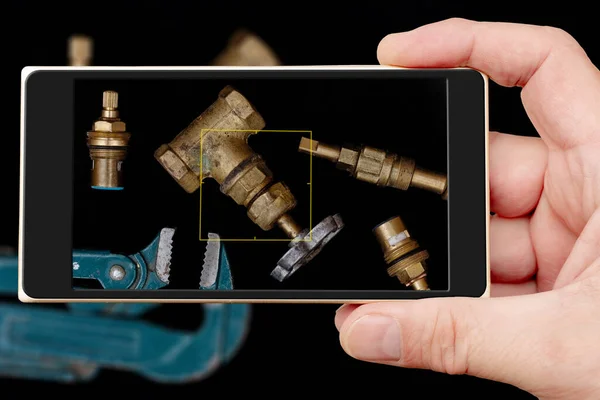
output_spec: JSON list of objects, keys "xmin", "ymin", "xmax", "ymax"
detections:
[
  {"xmin": 68, "ymin": 34, "xmax": 93, "ymax": 66},
  {"xmin": 211, "ymin": 29, "xmax": 281, "ymax": 66},
  {"xmin": 373, "ymin": 216, "xmax": 430, "ymax": 290},
  {"xmin": 298, "ymin": 137, "xmax": 448, "ymax": 199},
  {"xmin": 0, "ymin": 302, "xmax": 250, "ymax": 383},
  {"xmin": 155, "ymin": 86, "xmax": 343, "ymax": 282}
]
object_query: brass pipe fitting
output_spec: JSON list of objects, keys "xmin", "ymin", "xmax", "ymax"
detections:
[
  {"xmin": 155, "ymin": 86, "xmax": 300, "ymax": 235},
  {"xmin": 68, "ymin": 34, "xmax": 93, "ymax": 66},
  {"xmin": 373, "ymin": 216, "xmax": 430, "ymax": 290},
  {"xmin": 155, "ymin": 86, "xmax": 344, "ymax": 281},
  {"xmin": 298, "ymin": 137, "xmax": 448, "ymax": 200},
  {"xmin": 211, "ymin": 29, "xmax": 281, "ymax": 66},
  {"xmin": 87, "ymin": 91, "xmax": 131, "ymax": 190}
]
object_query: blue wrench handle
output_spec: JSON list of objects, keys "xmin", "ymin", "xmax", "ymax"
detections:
[
  {"xmin": 1, "ymin": 255, "xmax": 157, "ymax": 316},
  {"xmin": 72, "ymin": 250, "xmax": 138, "ymax": 289},
  {"xmin": 0, "ymin": 355, "xmax": 98, "ymax": 383},
  {"xmin": 0, "ymin": 256, "xmax": 18, "ymax": 294},
  {"xmin": 2, "ymin": 253, "xmax": 145, "ymax": 292}
]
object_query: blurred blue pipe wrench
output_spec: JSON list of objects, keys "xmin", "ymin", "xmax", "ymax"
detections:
[{"xmin": 0, "ymin": 229, "xmax": 251, "ymax": 383}]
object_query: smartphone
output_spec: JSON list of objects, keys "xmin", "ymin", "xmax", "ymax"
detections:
[{"xmin": 19, "ymin": 66, "xmax": 489, "ymax": 303}]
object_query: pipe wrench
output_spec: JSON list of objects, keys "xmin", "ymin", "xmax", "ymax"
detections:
[
  {"xmin": 1, "ymin": 228, "xmax": 175, "ymax": 316},
  {"xmin": 72, "ymin": 227, "xmax": 174, "ymax": 290},
  {"xmin": 0, "ymin": 232, "xmax": 250, "ymax": 383},
  {"xmin": 1, "ymin": 229, "xmax": 234, "ymax": 295}
]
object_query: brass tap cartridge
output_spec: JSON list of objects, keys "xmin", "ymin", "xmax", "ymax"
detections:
[
  {"xmin": 373, "ymin": 216, "xmax": 430, "ymax": 290},
  {"xmin": 86, "ymin": 91, "xmax": 131, "ymax": 190},
  {"xmin": 155, "ymin": 86, "xmax": 343, "ymax": 281},
  {"xmin": 298, "ymin": 137, "xmax": 448, "ymax": 200},
  {"xmin": 68, "ymin": 34, "xmax": 93, "ymax": 66},
  {"xmin": 211, "ymin": 29, "xmax": 281, "ymax": 66}
]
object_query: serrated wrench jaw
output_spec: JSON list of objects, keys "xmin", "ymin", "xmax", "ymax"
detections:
[
  {"xmin": 156, "ymin": 228, "xmax": 175, "ymax": 284},
  {"xmin": 200, "ymin": 233, "xmax": 220, "ymax": 289}
]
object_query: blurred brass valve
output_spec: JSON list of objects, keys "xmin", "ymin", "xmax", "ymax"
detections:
[
  {"xmin": 155, "ymin": 86, "xmax": 343, "ymax": 281},
  {"xmin": 87, "ymin": 91, "xmax": 131, "ymax": 190},
  {"xmin": 68, "ymin": 34, "xmax": 93, "ymax": 66},
  {"xmin": 373, "ymin": 216, "xmax": 430, "ymax": 290},
  {"xmin": 211, "ymin": 29, "xmax": 281, "ymax": 66},
  {"xmin": 298, "ymin": 138, "xmax": 448, "ymax": 199}
]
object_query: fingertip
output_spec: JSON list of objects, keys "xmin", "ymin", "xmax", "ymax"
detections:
[{"xmin": 376, "ymin": 32, "xmax": 408, "ymax": 65}]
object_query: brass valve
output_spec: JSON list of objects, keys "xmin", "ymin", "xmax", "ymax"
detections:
[
  {"xmin": 211, "ymin": 29, "xmax": 281, "ymax": 66},
  {"xmin": 86, "ymin": 91, "xmax": 131, "ymax": 190},
  {"xmin": 373, "ymin": 216, "xmax": 430, "ymax": 290},
  {"xmin": 298, "ymin": 137, "xmax": 448, "ymax": 200},
  {"xmin": 68, "ymin": 34, "xmax": 93, "ymax": 66},
  {"xmin": 155, "ymin": 86, "xmax": 343, "ymax": 281}
]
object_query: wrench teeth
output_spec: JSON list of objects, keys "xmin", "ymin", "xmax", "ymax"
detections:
[
  {"xmin": 156, "ymin": 228, "xmax": 176, "ymax": 284},
  {"xmin": 200, "ymin": 233, "xmax": 220, "ymax": 289}
]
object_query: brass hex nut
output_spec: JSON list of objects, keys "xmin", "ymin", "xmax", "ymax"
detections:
[
  {"xmin": 224, "ymin": 163, "xmax": 273, "ymax": 206},
  {"xmin": 394, "ymin": 262, "xmax": 427, "ymax": 286},
  {"xmin": 219, "ymin": 86, "xmax": 265, "ymax": 128},
  {"xmin": 154, "ymin": 145, "xmax": 199, "ymax": 193},
  {"xmin": 93, "ymin": 120, "xmax": 126, "ymax": 132},
  {"xmin": 247, "ymin": 182, "xmax": 296, "ymax": 230}
]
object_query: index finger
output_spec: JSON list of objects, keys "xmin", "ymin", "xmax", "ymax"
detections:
[{"xmin": 377, "ymin": 18, "xmax": 600, "ymax": 150}]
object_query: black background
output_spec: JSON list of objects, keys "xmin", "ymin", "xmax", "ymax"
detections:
[
  {"xmin": 73, "ymin": 77, "xmax": 448, "ymax": 290},
  {"xmin": 3, "ymin": 1, "xmax": 598, "ymax": 397}
]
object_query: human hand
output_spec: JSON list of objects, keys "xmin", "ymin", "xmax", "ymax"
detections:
[{"xmin": 335, "ymin": 18, "xmax": 600, "ymax": 399}]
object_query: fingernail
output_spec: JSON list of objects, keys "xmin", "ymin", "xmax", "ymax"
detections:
[
  {"xmin": 335, "ymin": 304, "xmax": 347, "ymax": 313},
  {"xmin": 345, "ymin": 315, "xmax": 402, "ymax": 361}
]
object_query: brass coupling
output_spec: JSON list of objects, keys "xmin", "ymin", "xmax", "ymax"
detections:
[
  {"xmin": 68, "ymin": 34, "xmax": 93, "ymax": 66},
  {"xmin": 211, "ymin": 29, "xmax": 281, "ymax": 66},
  {"xmin": 87, "ymin": 91, "xmax": 131, "ymax": 190},
  {"xmin": 298, "ymin": 137, "xmax": 447, "ymax": 199},
  {"xmin": 373, "ymin": 216, "xmax": 430, "ymax": 290},
  {"xmin": 155, "ymin": 85, "xmax": 302, "ymax": 237}
]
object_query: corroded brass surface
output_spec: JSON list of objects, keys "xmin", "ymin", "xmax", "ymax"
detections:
[
  {"xmin": 155, "ymin": 86, "xmax": 302, "ymax": 235},
  {"xmin": 86, "ymin": 91, "xmax": 131, "ymax": 189},
  {"xmin": 373, "ymin": 216, "xmax": 430, "ymax": 290},
  {"xmin": 298, "ymin": 137, "xmax": 447, "ymax": 199},
  {"xmin": 68, "ymin": 34, "xmax": 93, "ymax": 66},
  {"xmin": 211, "ymin": 29, "xmax": 281, "ymax": 66}
]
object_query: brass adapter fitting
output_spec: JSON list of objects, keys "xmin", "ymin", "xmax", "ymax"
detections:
[
  {"xmin": 68, "ymin": 34, "xmax": 93, "ymax": 66},
  {"xmin": 373, "ymin": 216, "xmax": 430, "ymax": 290},
  {"xmin": 298, "ymin": 137, "xmax": 448, "ymax": 200},
  {"xmin": 87, "ymin": 91, "xmax": 131, "ymax": 190},
  {"xmin": 211, "ymin": 29, "xmax": 280, "ymax": 66},
  {"xmin": 155, "ymin": 86, "xmax": 302, "ymax": 236}
]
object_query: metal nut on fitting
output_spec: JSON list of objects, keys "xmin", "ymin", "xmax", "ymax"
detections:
[
  {"xmin": 247, "ymin": 182, "xmax": 297, "ymax": 230},
  {"xmin": 219, "ymin": 155, "xmax": 273, "ymax": 206},
  {"xmin": 86, "ymin": 91, "xmax": 130, "ymax": 190},
  {"xmin": 373, "ymin": 216, "xmax": 430, "ymax": 290}
]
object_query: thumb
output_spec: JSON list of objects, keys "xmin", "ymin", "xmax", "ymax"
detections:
[{"xmin": 336, "ymin": 293, "xmax": 561, "ymax": 389}]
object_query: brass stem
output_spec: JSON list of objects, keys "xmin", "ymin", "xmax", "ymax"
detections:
[
  {"xmin": 277, "ymin": 214, "xmax": 303, "ymax": 239},
  {"xmin": 410, "ymin": 278, "xmax": 430, "ymax": 291}
]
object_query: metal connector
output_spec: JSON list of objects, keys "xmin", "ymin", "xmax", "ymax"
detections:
[
  {"xmin": 68, "ymin": 34, "xmax": 93, "ymax": 66},
  {"xmin": 154, "ymin": 86, "xmax": 343, "ymax": 281},
  {"xmin": 86, "ymin": 91, "xmax": 131, "ymax": 190},
  {"xmin": 373, "ymin": 216, "xmax": 430, "ymax": 290},
  {"xmin": 299, "ymin": 137, "xmax": 447, "ymax": 199}
]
